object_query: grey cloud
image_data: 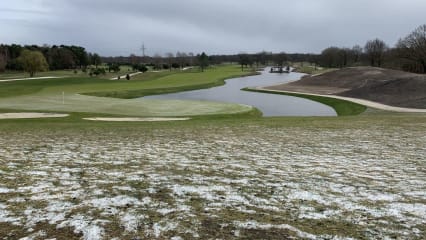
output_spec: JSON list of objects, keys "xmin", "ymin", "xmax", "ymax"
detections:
[{"xmin": 0, "ymin": 0, "xmax": 425, "ymax": 56}]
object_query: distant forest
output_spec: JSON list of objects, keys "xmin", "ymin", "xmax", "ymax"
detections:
[
  {"xmin": 0, "ymin": 44, "xmax": 100, "ymax": 71},
  {"xmin": 0, "ymin": 24, "xmax": 424, "ymax": 74}
]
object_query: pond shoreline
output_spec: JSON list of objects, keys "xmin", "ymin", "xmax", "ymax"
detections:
[{"xmin": 145, "ymin": 68, "xmax": 337, "ymax": 117}]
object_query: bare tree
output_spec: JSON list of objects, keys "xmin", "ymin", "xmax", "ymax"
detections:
[
  {"xmin": 188, "ymin": 52, "xmax": 194, "ymax": 66},
  {"xmin": 273, "ymin": 52, "xmax": 287, "ymax": 67},
  {"xmin": 352, "ymin": 45, "xmax": 363, "ymax": 63},
  {"xmin": 175, "ymin": 51, "xmax": 182, "ymax": 69},
  {"xmin": 92, "ymin": 53, "xmax": 102, "ymax": 68},
  {"xmin": 396, "ymin": 24, "xmax": 426, "ymax": 73},
  {"xmin": 254, "ymin": 52, "xmax": 267, "ymax": 68},
  {"xmin": 165, "ymin": 52, "xmax": 174, "ymax": 71},
  {"xmin": 153, "ymin": 53, "xmax": 162, "ymax": 70},
  {"xmin": 0, "ymin": 49, "xmax": 6, "ymax": 72},
  {"xmin": 238, "ymin": 53, "xmax": 250, "ymax": 71},
  {"xmin": 320, "ymin": 47, "xmax": 340, "ymax": 68},
  {"xmin": 365, "ymin": 38, "xmax": 388, "ymax": 67},
  {"xmin": 338, "ymin": 48, "xmax": 351, "ymax": 68},
  {"xmin": 181, "ymin": 52, "xmax": 188, "ymax": 68},
  {"xmin": 129, "ymin": 54, "xmax": 138, "ymax": 65}
]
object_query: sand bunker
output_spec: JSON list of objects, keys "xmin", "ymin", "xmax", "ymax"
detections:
[
  {"xmin": 0, "ymin": 112, "xmax": 69, "ymax": 119},
  {"xmin": 83, "ymin": 117, "xmax": 190, "ymax": 122}
]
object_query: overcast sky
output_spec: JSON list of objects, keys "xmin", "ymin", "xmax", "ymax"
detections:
[{"xmin": 0, "ymin": 0, "xmax": 425, "ymax": 56}]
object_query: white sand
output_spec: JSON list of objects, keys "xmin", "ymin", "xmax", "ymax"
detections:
[
  {"xmin": 83, "ymin": 117, "xmax": 190, "ymax": 122},
  {"xmin": 0, "ymin": 112, "xmax": 69, "ymax": 119}
]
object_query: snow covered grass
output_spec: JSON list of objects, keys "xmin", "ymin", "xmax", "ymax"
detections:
[{"xmin": 0, "ymin": 116, "xmax": 425, "ymax": 239}]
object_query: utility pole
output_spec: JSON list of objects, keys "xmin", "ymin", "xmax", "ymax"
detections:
[{"xmin": 141, "ymin": 43, "xmax": 146, "ymax": 63}]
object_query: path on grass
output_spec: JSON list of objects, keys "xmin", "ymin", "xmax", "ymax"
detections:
[
  {"xmin": 83, "ymin": 117, "xmax": 190, "ymax": 122},
  {"xmin": 0, "ymin": 112, "xmax": 69, "ymax": 119},
  {"xmin": 255, "ymin": 87, "xmax": 426, "ymax": 113},
  {"xmin": 110, "ymin": 71, "xmax": 142, "ymax": 80},
  {"xmin": 0, "ymin": 76, "xmax": 66, "ymax": 82}
]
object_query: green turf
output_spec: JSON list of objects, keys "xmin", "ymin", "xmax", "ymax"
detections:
[
  {"xmin": 0, "ymin": 65, "xmax": 258, "ymax": 117},
  {"xmin": 243, "ymin": 88, "xmax": 367, "ymax": 116},
  {"xmin": 85, "ymin": 66, "xmax": 258, "ymax": 98}
]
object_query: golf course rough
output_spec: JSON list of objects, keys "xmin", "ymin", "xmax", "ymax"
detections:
[{"xmin": 0, "ymin": 116, "xmax": 425, "ymax": 239}]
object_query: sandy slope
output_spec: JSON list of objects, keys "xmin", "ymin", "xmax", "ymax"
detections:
[
  {"xmin": 268, "ymin": 67, "xmax": 426, "ymax": 109},
  {"xmin": 254, "ymin": 87, "xmax": 426, "ymax": 113}
]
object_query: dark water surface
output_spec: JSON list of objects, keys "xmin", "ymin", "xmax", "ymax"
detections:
[{"xmin": 145, "ymin": 68, "xmax": 337, "ymax": 116}]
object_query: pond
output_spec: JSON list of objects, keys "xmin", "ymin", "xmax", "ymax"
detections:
[{"xmin": 145, "ymin": 68, "xmax": 337, "ymax": 116}]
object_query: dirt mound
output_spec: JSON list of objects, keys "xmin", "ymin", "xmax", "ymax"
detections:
[{"xmin": 270, "ymin": 67, "xmax": 426, "ymax": 108}]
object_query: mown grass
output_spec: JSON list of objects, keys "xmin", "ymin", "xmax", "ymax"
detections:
[
  {"xmin": 0, "ymin": 65, "xmax": 258, "ymax": 117},
  {"xmin": 243, "ymin": 88, "xmax": 367, "ymax": 116},
  {"xmin": 0, "ymin": 65, "xmax": 254, "ymax": 99},
  {"xmin": 84, "ymin": 66, "xmax": 258, "ymax": 98}
]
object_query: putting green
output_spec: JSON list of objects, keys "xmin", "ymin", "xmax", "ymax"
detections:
[{"xmin": 0, "ymin": 65, "xmax": 256, "ymax": 117}]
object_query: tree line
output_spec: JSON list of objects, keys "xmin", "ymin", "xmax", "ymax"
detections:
[
  {"xmin": 102, "ymin": 52, "xmax": 210, "ymax": 71},
  {"xmin": 0, "ymin": 44, "xmax": 101, "ymax": 73},
  {"xmin": 1, "ymin": 24, "xmax": 424, "ymax": 75},
  {"xmin": 317, "ymin": 24, "xmax": 426, "ymax": 73},
  {"xmin": 103, "ymin": 51, "xmax": 315, "ymax": 73}
]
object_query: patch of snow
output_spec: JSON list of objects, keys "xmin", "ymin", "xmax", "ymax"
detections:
[
  {"xmin": 87, "ymin": 195, "xmax": 142, "ymax": 209},
  {"xmin": 172, "ymin": 184, "xmax": 228, "ymax": 201},
  {"xmin": 152, "ymin": 222, "xmax": 178, "ymax": 238},
  {"xmin": 113, "ymin": 186, "xmax": 134, "ymax": 192},
  {"xmin": 288, "ymin": 190, "xmax": 326, "ymax": 204},
  {"xmin": 171, "ymin": 236, "xmax": 183, "ymax": 240},
  {"xmin": 0, "ymin": 187, "xmax": 12, "ymax": 193},
  {"xmin": 387, "ymin": 203, "xmax": 426, "ymax": 218},
  {"xmin": 234, "ymin": 220, "xmax": 317, "ymax": 239},
  {"xmin": 157, "ymin": 208, "xmax": 176, "ymax": 215},
  {"xmin": 0, "ymin": 203, "xmax": 21, "ymax": 224},
  {"xmin": 120, "ymin": 211, "xmax": 145, "ymax": 232},
  {"xmin": 365, "ymin": 193, "xmax": 400, "ymax": 202},
  {"xmin": 58, "ymin": 215, "xmax": 104, "ymax": 240}
]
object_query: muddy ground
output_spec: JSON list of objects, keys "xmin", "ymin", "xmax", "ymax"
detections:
[{"xmin": 268, "ymin": 67, "xmax": 426, "ymax": 108}]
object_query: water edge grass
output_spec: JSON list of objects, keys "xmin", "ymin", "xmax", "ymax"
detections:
[{"xmin": 243, "ymin": 88, "xmax": 367, "ymax": 116}]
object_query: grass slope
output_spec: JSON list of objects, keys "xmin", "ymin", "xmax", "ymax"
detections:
[
  {"xmin": 0, "ymin": 65, "xmax": 257, "ymax": 117},
  {"xmin": 243, "ymin": 88, "xmax": 367, "ymax": 116},
  {"xmin": 85, "ymin": 66, "xmax": 258, "ymax": 98},
  {"xmin": 0, "ymin": 113, "xmax": 425, "ymax": 239}
]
